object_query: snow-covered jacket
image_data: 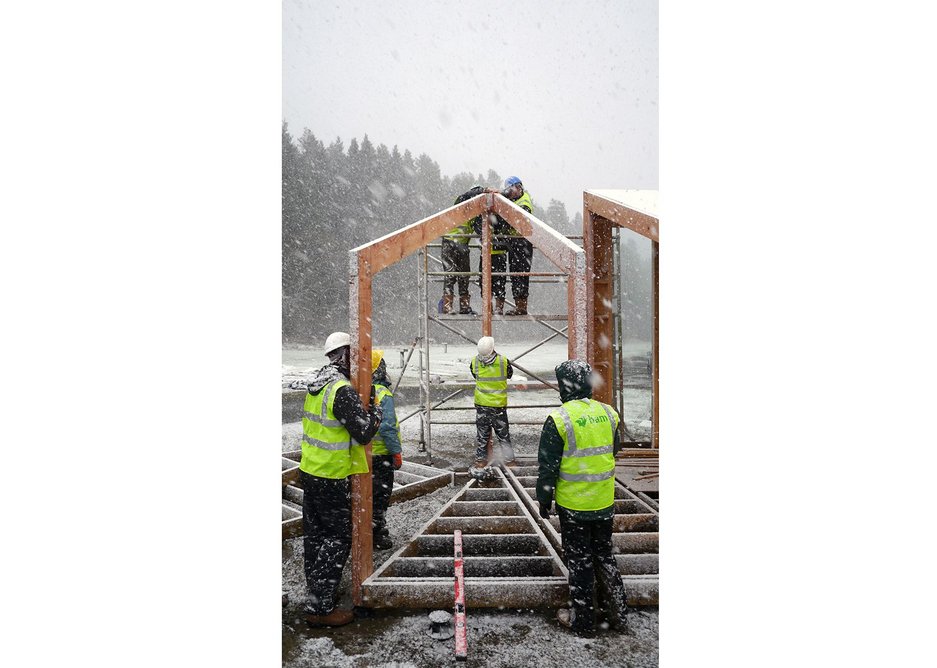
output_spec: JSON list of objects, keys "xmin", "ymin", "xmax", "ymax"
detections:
[{"xmin": 306, "ymin": 364, "xmax": 381, "ymax": 446}]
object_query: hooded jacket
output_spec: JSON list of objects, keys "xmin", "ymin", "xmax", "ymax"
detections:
[{"xmin": 536, "ymin": 361, "xmax": 621, "ymax": 520}]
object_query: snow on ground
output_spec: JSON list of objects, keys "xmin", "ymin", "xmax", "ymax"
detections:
[{"xmin": 282, "ymin": 340, "xmax": 658, "ymax": 666}]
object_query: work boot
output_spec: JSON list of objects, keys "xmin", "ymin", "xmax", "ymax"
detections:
[
  {"xmin": 373, "ymin": 533, "xmax": 394, "ymax": 551},
  {"xmin": 494, "ymin": 297, "xmax": 505, "ymax": 315},
  {"xmin": 505, "ymin": 298, "xmax": 528, "ymax": 316},
  {"xmin": 304, "ymin": 608, "xmax": 355, "ymax": 627},
  {"xmin": 441, "ymin": 294, "xmax": 455, "ymax": 314},
  {"xmin": 458, "ymin": 295, "xmax": 477, "ymax": 315}
]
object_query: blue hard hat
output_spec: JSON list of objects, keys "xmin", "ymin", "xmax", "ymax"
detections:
[{"xmin": 504, "ymin": 176, "xmax": 522, "ymax": 188}]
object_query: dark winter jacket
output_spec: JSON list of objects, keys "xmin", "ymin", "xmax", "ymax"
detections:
[
  {"xmin": 536, "ymin": 361, "xmax": 620, "ymax": 521},
  {"xmin": 372, "ymin": 362, "xmax": 402, "ymax": 455},
  {"xmin": 306, "ymin": 363, "xmax": 381, "ymax": 446},
  {"xmin": 447, "ymin": 186, "xmax": 485, "ymax": 243}
]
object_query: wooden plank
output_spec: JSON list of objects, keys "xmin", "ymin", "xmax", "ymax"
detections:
[
  {"xmin": 615, "ymin": 554, "xmax": 659, "ymax": 575},
  {"xmin": 282, "ymin": 516, "xmax": 303, "ymax": 540},
  {"xmin": 591, "ymin": 216, "xmax": 614, "ymax": 403},
  {"xmin": 394, "ymin": 470, "xmax": 428, "ymax": 485},
  {"xmin": 389, "ymin": 473, "xmax": 451, "ymax": 505},
  {"xmin": 407, "ymin": 533, "xmax": 546, "ymax": 557},
  {"xmin": 350, "ymin": 249, "xmax": 374, "ymax": 608},
  {"xmin": 445, "ymin": 501, "xmax": 522, "ymax": 517},
  {"xmin": 461, "ymin": 488, "xmax": 513, "ymax": 501},
  {"xmin": 384, "ymin": 556, "xmax": 558, "ymax": 578},
  {"xmin": 611, "ymin": 532, "xmax": 659, "ymax": 554},
  {"xmin": 282, "ymin": 466, "xmax": 299, "ymax": 487},
  {"xmin": 430, "ymin": 516, "xmax": 532, "ymax": 534},
  {"xmin": 401, "ymin": 461, "xmax": 453, "ymax": 477},
  {"xmin": 360, "ymin": 577, "xmax": 570, "ymax": 609},
  {"xmin": 283, "ymin": 484, "xmax": 303, "ymax": 506},
  {"xmin": 352, "ymin": 196, "xmax": 487, "ymax": 273},
  {"xmin": 652, "ymin": 238, "xmax": 659, "ymax": 448},
  {"xmin": 612, "ymin": 513, "xmax": 659, "ymax": 532},
  {"xmin": 481, "ymin": 199, "xmax": 492, "ymax": 336},
  {"xmin": 583, "ymin": 192, "xmax": 659, "ymax": 242}
]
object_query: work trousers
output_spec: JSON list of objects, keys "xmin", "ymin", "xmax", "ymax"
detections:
[
  {"xmin": 301, "ymin": 471, "xmax": 351, "ymax": 615},
  {"xmin": 371, "ymin": 454, "xmax": 395, "ymax": 538},
  {"xmin": 474, "ymin": 405, "xmax": 514, "ymax": 462},
  {"xmin": 478, "ymin": 249, "xmax": 509, "ymax": 299},
  {"xmin": 442, "ymin": 239, "xmax": 471, "ymax": 297},
  {"xmin": 508, "ymin": 237, "xmax": 533, "ymax": 300},
  {"xmin": 558, "ymin": 506, "xmax": 629, "ymax": 633}
]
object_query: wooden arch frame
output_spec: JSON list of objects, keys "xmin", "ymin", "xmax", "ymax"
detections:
[
  {"xmin": 582, "ymin": 190, "xmax": 659, "ymax": 449},
  {"xmin": 345, "ymin": 192, "xmax": 587, "ymax": 604}
]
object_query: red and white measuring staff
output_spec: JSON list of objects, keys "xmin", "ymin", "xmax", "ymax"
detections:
[{"xmin": 454, "ymin": 529, "xmax": 467, "ymax": 661}]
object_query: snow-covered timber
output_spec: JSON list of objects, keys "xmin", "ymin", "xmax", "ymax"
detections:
[
  {"xmin": 280, "ymin": 457, "xmax": 452, "ymax": 540},
  {"xmin": 583, "ymin": 190, "xmax": 659, "ymax": 446},
  {"xmin": 361, "ymin": 468, "xmax": 569, "ymax": 609},
  {"xmin": 347, "ymin": 193, "xmax": 589, "ymax": 605},
  {"xmin": 503, "ymin": 460, "xmax": 659, "ymax": 606}
]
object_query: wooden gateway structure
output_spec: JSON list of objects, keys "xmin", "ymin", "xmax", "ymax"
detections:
[{"xmin": 345, "ymin": 189, "xmax": 659, "ymax": 606}]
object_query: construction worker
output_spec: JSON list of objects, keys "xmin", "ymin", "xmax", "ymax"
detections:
[
  {"xmin": 499, "ymin": 176, "xmax": 534, "ymax": 315},
  {"xmin": 370, "ymin": 349, "xmax": 403, "ymax": 551},
  {"xmin": 536, "ymin": 359, "xmax": 629, "ymax": 636},
  {"xmin": 469, "ymin": 336, "xmax": 517, "ymax": 468},
  {"xmin": 441, "ymin": 186, "xmax": 487, "ymax": 315},
  {"xmin": 299, "ymin": 331, "xmax": 382, "ymax": 627}
]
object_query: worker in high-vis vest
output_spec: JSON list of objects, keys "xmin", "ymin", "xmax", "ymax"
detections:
[
  {"xmin": 536, "ymin": 359, "xmax": 629, "ymax": 636},
  {"xmin": 469, "ymin": 336, "xmax": 517, "ymax": 469},
  {"xmin": 369, "ymin": 349, "xmax": 403, "ymax": 551},
  {"xmin": 498, "ymin": 176, "xmax": 534, "ymax": 316},
  {"xmin": 299, "ymin": 331, "xmax": 382, "ymax": 628},
  {"xmin": 441, "ymin": 185, "xmax": 488, "ymax": 315}
]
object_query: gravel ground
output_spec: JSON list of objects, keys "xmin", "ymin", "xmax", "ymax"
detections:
[
  {"xmin": 282, "ymin": 344, "xmax": 657, "ymax": 666},
  {"xmin": 282, "ymin": 481, "xmax": 659, "ymax": 668}
]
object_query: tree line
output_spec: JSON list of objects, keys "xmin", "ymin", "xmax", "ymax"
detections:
[{"xmin": 282, "ymin": 122, "xmax": 652, "ymax": 345}]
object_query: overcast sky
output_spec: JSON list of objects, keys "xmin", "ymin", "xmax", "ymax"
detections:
[{"xmin": 282, "ymin": 0, "xmax": 658, "ymax": 217}]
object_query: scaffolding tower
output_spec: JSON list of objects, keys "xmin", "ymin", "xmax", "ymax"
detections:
[{"xmin": 405, "ymin": 227, "xmax": 641, "ymax": 459}]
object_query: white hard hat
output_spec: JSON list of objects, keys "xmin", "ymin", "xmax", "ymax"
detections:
[
  {"xmin": 477, "ymin": 336, "xmax": 495, "ymax": 358},
  {"xmin": 323, "ymin": 331, "xmax": 351, "ymax": 356}
]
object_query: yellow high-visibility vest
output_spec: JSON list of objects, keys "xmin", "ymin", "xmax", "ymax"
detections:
[
  {"xmin": 299, "ymin": 379, "xmax": 354, "ymax": 479},
  {"xmin": 472, "ymin": 354, "xmax": 509, "ymax": 407},
  {"xmin": 551, "ymin": 398, "xmax": 619, "ymax": 511}
]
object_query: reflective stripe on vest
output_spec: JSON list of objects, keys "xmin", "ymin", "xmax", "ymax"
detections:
[
  {"xmin": 371, "ymin": 385, "xmax": 400, "ymax": 456},
  {"xmin": 551, "ymin": 399, "xmax": 619, "ymax": 511},
  {"xmin": 472, "ymin": 355, "xmax": 508, "ymax": 407},
  {"xmin": 300, "ymin": 379, "xmax": 353, "ymax": 479}
]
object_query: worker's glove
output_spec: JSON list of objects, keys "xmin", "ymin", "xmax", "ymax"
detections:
[
  {"xmin": 538, "ymin": 502, "xmax": 551, "ymax": 520},
  {"xmin": 370, "ymin": 402, "xmax": 383, "ymax": 423},
  {"xmin": 392, "ymin": 453, "xmax": 402, "ymax": 470}
]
